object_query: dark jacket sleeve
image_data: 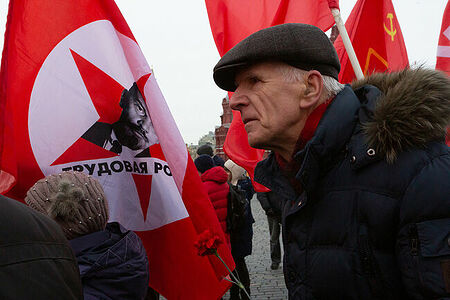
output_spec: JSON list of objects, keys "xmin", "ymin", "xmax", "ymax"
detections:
[
  {"xmin": 257, "ymin": 192, "xmax": 271, "ymax": 213},
  {"xmin": 238, "ymin": 177, "xmax": 255, "ymax": 201},
  {"xmin": 396, "ymin": 154, "xmax": 450, "ymax": 299}
]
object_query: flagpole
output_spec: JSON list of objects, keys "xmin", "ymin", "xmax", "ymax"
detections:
[{"xmin": 331, "ymin": 8, "xmax": 364, "ymax": 80}]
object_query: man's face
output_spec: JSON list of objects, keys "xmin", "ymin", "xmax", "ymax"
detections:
[
  {"xmin": 113, "ymin": 84, "xmax": 158, "ymax": 150},
  {"xmin": 230, "ymin": 62, "xmax": 307, "ymax": 153}
]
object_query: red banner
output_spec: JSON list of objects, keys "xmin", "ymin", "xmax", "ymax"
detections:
[
  {"xmin": 436, "ymin": 0, "xmax": 450, "ymax": 76},
  {"xmin": 334, "ymin": 0, "xmax": 409, "ymax": 84},
  {"xmin": 0, "ymin": 0, "xmax": 233, "ymax": 298}
]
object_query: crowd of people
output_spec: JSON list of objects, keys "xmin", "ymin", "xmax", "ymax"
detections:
[{"xmin": 1, "ymin": 22, "xmax": 449, "ymax": 300}]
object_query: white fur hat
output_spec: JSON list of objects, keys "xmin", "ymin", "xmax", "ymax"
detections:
[{"xmin": 224, "ymin": 159, "xmax": 246, "ymax": 185}]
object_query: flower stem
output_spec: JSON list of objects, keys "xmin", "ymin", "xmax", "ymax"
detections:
[{"xmin": 213, "ymin": 250, "xmax": 251, "ymax": 299}]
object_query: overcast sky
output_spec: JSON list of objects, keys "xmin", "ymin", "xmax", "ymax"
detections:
[{"xmin": 0, "ymin": 0, "xmax": 447, "ymax": 144}]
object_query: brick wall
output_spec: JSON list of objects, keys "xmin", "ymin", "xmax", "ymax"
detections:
[{"xmin": 215, "ymin": 96, "xmax": 232, "ymax": 161}]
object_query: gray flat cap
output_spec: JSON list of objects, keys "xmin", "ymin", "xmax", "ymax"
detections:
[{"xmin": 213, "ymin": 23, "xmax": 340, "ymax": 92}]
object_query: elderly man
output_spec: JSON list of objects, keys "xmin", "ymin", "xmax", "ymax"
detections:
[{"xmin": 213, "ymin": 23, "xmax": 450, "ymax": 299}]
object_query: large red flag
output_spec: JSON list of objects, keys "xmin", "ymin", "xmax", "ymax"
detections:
[
  {"xmin": 334, "ymin": 0, "xmax": 409, "ymax": 84},
  {"xmin": 206, "ymin": 0, "xmax": 336, "ymax": 191},
  {"xmin": 0, "ymin": 0, "xmax": 234, "ymax": 298},
  {"xmin": 436, "ymin": 1, "xmax": 450, "ymax": 146},
  {"xmin": 436, "ymin": 1, "xmax": 450, "ymax": 76}
]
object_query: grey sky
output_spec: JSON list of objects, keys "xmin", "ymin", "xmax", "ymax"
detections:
[{"xmin": 0, "ymin": 0, "xmax": 446, "ymax": 144}]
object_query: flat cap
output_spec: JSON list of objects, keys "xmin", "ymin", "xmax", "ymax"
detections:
[{"xmin": 213, "ymin": 23, "xmax": 340, "ymax": 92}]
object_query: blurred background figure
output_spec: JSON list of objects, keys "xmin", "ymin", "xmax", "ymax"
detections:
[
  {"xmin": 224, "ymin": 159, "xmax": 254, "ymax": 300},
  {"xmin": 256, "ymin": 191, "xmax": 282, "ymax": 270},
  {"xmin": 25, "ymin": 171, "xmax": 149, "ymax": 300},
  {"xmin": 197, "ymin": 143, "xmax": 225, "ymax": 168},
  {"xmin": 0, "ymin": 193, "xmax": 83, "ymax": 299}
]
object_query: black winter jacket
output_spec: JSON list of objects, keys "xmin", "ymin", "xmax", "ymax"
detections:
[
  {"xmin": 230, "ymin": 178, "xmax": 255, "ymax": 258},
  {"xmin": 255, "ymin": 69, "xmax": 450, "ymax": 300},
  {"xmin": 257, "ymin": 191, "xmax": 282, "ymax": 221},
  {"xmin": 0, "ymin": 195, "xmax": 82, "ymax": 299}
]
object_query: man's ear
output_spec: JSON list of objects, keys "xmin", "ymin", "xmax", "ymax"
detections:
[{"xmin": 299, "ymin": 70, "xmax": 323, "ymax": 110}]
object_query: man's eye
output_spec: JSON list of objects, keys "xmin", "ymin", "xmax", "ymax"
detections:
[{"xmin": 249, "ymin": 76, "xmax": 261, "ymax": 84}]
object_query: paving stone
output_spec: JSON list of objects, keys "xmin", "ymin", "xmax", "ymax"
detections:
[{"xmin": 243, "ymin": 195, "xmax": 288, "ymax": 299}]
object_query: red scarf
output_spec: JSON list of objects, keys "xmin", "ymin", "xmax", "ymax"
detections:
[{"xmin": 276, "ymin": 98, "xmax": 333, "ymax": 194}]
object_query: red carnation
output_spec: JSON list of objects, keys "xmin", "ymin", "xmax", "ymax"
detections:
[{"xmin": 194, "ymin": 230, "xmax": 223, "ymax": 256}]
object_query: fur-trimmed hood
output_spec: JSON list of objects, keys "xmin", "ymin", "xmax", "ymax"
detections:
[{"xmin": 351, "ymin": 68, "xmax": 450, "ymax": 163}]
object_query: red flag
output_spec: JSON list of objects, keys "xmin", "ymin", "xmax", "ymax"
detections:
[
  {"xmin": 334, "ymin": 0, "xmax": 409, "ymax": 84},
  {"xmin": 436, "ymin": 1, "xmax": 450, "ymax": 76},
  {"xmin": 0, "ymin": 0, "xmax": 233, "ymax": 298},
  {"xmin": 436, "ymin": 1, "xmax": 450, "ymax": 146},
  {"xmin": 206, "ymin": 0, "xmax": 336, "ymax": 191}
]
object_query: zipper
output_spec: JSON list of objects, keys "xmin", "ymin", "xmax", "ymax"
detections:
[
  {"xmin": 409, "ymin": 224, "xmax": 419, "ymax": 256},
  {"xmin": 359, "ymin": 226, "xmax": 374, "ymax": 276},
  {"xmin": 358, "ymin": 224, "xmax": 386, "ymax": 298}
]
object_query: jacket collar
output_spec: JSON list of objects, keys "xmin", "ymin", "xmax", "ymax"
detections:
[
  {"xmin": 255, "ymin": 85, "xmax": 361, "ymax": 196},
  {"xmin": 256, "ymin": 68, "xmax": 450, "ymax": 196}
]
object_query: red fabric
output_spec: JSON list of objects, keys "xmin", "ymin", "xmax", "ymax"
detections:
[
  {"xmin": 334, "ymin": 0, "xmax": 409, "ymax": 83},
  {"xmin": 0, "ymin": 1, "xmax": 233, "ymax": 299},
  {"xmin": 137, "ymin": 218, "xmax": 230, "ymax": 299},
  {"xmin": 436, "ymin": 2, "xmax": 450, "ymax": 146},
  {"xmin": 223, "ymin": 107, "xmax": 269, "ymax": 192},
  {"xmin": 205, "ymin": 0, "xmax": 336, "ymax": 192},
  {"xmin": 436, "ymin": 1, "xmax": 450, "ymax": 76},
  {"xmin": 446, "ymin": 129, "xmax": 450, "ymax": 147},
  {"xmin": 201, "ymin": 166, "xmax": 230, "ymax": 244},
  {"xmin": 275, "ymin": 98, "xmax": 333, "ymax": 194},
  {"xmin": 206, "ymin": 0, "xmax": 336, "ymax": 57},
  {"xmin": 298, "ymin": 99, "xmax": 333, "ymax": 149},
  {"xmin": 327, "ymin": 0, "xmax": 340, "ymax": 9}
]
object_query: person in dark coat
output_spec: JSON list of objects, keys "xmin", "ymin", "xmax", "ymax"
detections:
[
  {"xmin": 213, "ymin": 23, "xmax": 450, "ymax": 299},
  {"xmin": 69, "ymin": 222, "xmax": 149, "ymax": 300},
  {"xmin": 25, "ymin": 171, "xmax": 149, "ymax": 300},
  {"xmin": 197, "ymin": 143, "xmax": 225, "ymax": 167},
  {"xmin": 257, "ymin": 191, "xmax": 282, "ymax": 270},
  {"xmin": 224, "ymin": 159, "xmax": 254, "ymax": 300},
  {"xmin": 0, "ymin": 194, "xmax": 83, "ymax": 300}
]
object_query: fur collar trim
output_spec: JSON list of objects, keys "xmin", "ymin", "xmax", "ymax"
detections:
[{"xmin": 351, "ymin": 68, "xmax": 450, "ymax": 163}]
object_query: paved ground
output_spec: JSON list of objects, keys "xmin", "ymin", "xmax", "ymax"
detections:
[
  {"xmin": 224, "ymin": 195, "xmax": 288, "ymax": 299},
  {"xmin": 246, "ymin": 195, "xmax": 287, "ymax": 299}
]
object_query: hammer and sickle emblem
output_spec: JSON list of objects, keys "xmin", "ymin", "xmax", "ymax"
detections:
[{"xmin": 384, "ymin": 13, "xmax": 397, "ymax": 41}]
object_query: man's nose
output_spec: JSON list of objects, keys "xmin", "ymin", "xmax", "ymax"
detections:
[{"xmin": 229, "ymin": 87, "xmax": 248, "ymax": 111}]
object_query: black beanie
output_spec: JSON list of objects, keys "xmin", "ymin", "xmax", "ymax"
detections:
[
  {"xmin": 213, "ymin": 155, "xmax": 225, "ymax": 168},
  {"xmin": 194, "ymin": 155, "xmax": 215, "ymax": 173},
  {"xmin": 197, "ymin": 144, "xmax": 214, "ymax": 156}
]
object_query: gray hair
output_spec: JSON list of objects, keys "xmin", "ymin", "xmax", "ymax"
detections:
[{"xmin": 277, "ymin": 63, "xmax": 344, "ymax": 102}]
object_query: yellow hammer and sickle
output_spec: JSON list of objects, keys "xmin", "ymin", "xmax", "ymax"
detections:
[{"xmin": 384, "ymin": 13, "xmax": 397, "ymax": 41}]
